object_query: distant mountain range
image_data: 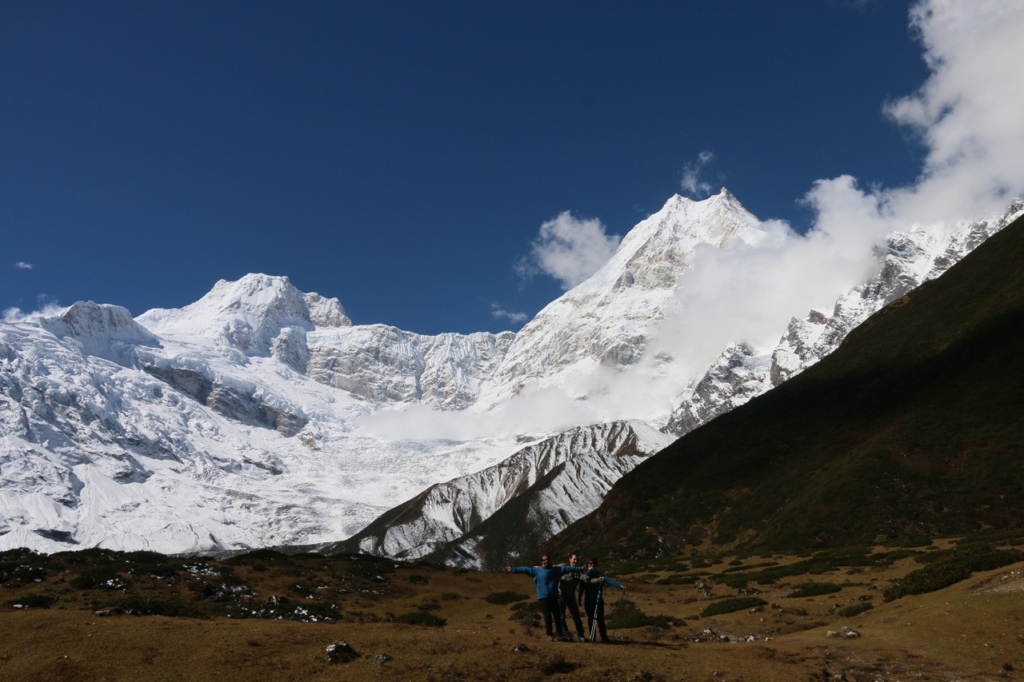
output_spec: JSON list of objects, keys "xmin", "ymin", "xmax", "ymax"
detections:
[
  {"xmin": 1, "ymin": 190, "xmax": 1020, "ymax": 562},
  {"xmin": 548, "ymin": 209, "xmax": 1024, "ymax": 560}
]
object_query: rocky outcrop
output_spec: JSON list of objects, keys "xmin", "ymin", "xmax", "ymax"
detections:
[
  {"xmin": 307, "ymin": 327, "xmax": 515, "ymax": 409},
  {"xmin": 337, "ymin": 420, "xmax": 673, "ymax": 567},
  {"xmin": 141, "ymin": 365, "xmax": 307, "ymax": 436}
]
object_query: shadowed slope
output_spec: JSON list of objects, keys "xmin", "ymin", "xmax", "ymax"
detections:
[{"xmin": 548, "ymin": 212, "xmax": 1024, "ymax": 559}]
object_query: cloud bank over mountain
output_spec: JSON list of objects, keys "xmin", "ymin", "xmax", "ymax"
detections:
[
  {"xmin": 646, "ymin": 0, "xmax": 1024, "ymax": 396},
  {"xmin": 489, "ymin": 0, "xmax": 1024, "ymax": 436}
]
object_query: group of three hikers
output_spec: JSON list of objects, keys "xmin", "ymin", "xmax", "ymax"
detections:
[{"xmin": 504, "ymin": 553, "xmax": 625, "ymax": 643}]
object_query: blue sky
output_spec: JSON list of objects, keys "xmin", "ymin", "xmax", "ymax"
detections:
[{"xmin": 0, "ymin": 1, "xmax": 975, "ymax": 334}]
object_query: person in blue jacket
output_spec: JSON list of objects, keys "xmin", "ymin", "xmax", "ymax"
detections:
[
  {"xmin": 505, "ymin": 554, "xmax": 584, "ymax": 641},
  {"xmin": 577, "ymin": 557, "xmax": 626, "ymax": 643}
]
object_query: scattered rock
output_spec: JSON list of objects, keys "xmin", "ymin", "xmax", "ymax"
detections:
[
  {"xmin": 325, "ymin": 640, "xmax": 359, "ymax": 664},
  {"xmin": 512, "ymin": 644, "xmax": 530, "ymax": 653},
  {"xmin": 826, "ymin": 627, "xmax": 861, "ymax": 639},
  {"xmin": 375, "ymin": 653, "xmax": 392, "ymax": 664},
  {"xmin": 1003, "ymin": 662, "xmax": 1014, "ymax": 671}
]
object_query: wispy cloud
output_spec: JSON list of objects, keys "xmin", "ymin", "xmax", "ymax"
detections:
[
  {"xmin": 516, "ymin": 212, "xmax": 622, "ymax": 290},
  {"xmin": 14, "ymin": 262, "xmax": 34, "ymax": 270},
  {"xmin": 3, "ymin": 298, "xmax": 64, "ymax": 322},
  {"xmin": 630, "ymin": 0, "xmax": 1024, "ymax": 411},
  {"xmin": 491, "ymin": 303, "xmax": 527, "ymax": 325},
  {"xmin": 680, "ymin": 151, "xmax": 716, "ymax": 198}
]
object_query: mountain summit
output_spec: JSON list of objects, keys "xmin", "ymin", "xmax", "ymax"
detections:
[{"xmin": 477, "ymin": 189, "xmax": 763, "ymax": 408}]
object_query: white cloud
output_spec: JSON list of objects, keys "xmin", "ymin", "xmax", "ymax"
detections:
[
  {"xmin": 14, "ymin": 262, "xmax": 34, "ymax": 270},
  {"xmin": 370, "ymin": 0, "xmax": 1024, "ymax": 441},
  {"xmin": 3, "ymin": 300, "xmax": 64, "ymax": 323},
  {"xmin": 680, "ymin": 151, "xmax": 716, "ymax": 198},
  {"xmin": 880, "ymin": 0, "xmax": 1024, "ymax": 224},
  {"xmin": 358, "ymin": 384, "xmax": 597, "ymax": 441},
  {"xmin": 633, "ymin": 0, "xmax": 1024, "ymax": 403},
  {"xmin": 491, "ymin": 303, "xmax": 527, "ymax": 325},
  {"xmin": 516, "ymin": 212, "xmax": 621, "ymax": 290}
]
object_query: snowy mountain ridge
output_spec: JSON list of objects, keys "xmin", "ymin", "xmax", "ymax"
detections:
[{"xmin": 1, "ymin": 190, "xmax": 1018, "ymax": 562}]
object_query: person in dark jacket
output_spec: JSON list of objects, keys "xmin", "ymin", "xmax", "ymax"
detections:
[
  {"xmin": 505, "ymin": 554, "xmax": 584, "ymax": 641},
  {"xmin": 558, "ymin": 554, "xmax": 587, "ymax": 641},
  {"xmin": 577, "ymin": 557, "xmax": 626, "ymax": 643}
]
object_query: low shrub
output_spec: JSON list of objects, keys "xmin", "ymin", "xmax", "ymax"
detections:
[
  {"xmin": 606, "ymin": 600, "xmax": 675, "ymax": 629},
  {"xmin": 485, "ymin": 590, "xmax": 530, "ymax": 605},
  {"xmin": 7, "ymin": 594, "xmax": 56, "ymax": 609},
  {"xmin": 396, "ymin": 610, "xmax": 446, "ymax": 627},
  {"xmin": 537, "ymin": 653, "xmax": 579, "ymax": 675},
  {"xmin": 788, "ymin": 582, "xmax": 842, "ymax": 598},
  {"xmin": 717, "ymin": 574, "xmax": 749, "ymax": 589},
  {"xmin": 836, "ymin": 602, "xmax": 873, "ymax": 618},
  {"xmin": 510, "ymin": 600, "xmax": 541, "ymax": 626},
  {"xmin": 884, "ymin": 545, "xmax": 1023, "ymax": 602},
  {"xmin": 654, "ymin": 574, "xmax": 699, "ymax": 585},
  {"xmin": 699, "ymin": 597, "xmax": 766, "ymax": 618},
  {"xmin": 71, "ymin": 566, "xmax": 131, "ymax": 591},
  {"xmin": 104, "ymin": 596, "xmax": 200, "ymax": 618}
]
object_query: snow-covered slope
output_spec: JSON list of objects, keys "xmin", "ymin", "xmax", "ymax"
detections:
[
  {"xmin": 1, "ymin": 191, "xmax": 1017, "ymax": 563},
  {"xmin": 336, "ymin": 420, "xmax": 673, "ymax": 566},
  {"xmin": 0, "ymin": 277, "xmax": 522, "ymax": 554}
]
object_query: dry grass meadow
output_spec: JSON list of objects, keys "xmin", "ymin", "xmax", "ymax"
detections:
[{"xmin": 2, "ymin": 541, "xmax": 1024, "ymax": 681}]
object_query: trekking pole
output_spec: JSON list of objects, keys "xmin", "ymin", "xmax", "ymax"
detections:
[{"xmin": 589, "ymin": 584, "xmax": 603, "ymax": 642}]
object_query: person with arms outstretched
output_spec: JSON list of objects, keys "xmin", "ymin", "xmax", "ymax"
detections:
[
  {"xmin": 558, "ymin": 553, "xmax": 587, "ymax": 641},
  {"xmin": 505, "ymin": 554, "xmax": 584, "ymax": 641},
  {"xmin": 578, "ymin": 557, "xmax": 626, "ymax": 643}
]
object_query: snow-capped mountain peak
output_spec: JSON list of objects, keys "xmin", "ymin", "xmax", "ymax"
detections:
[
  {"xmin": 136, "ymin": 274, "xmax": 351, "ymax": 356},
  {"xmin": 475, "ymin": 188, "xmax": 764, "ymax": 407},
  {"xmin": 41, "ymin": 301, "xmax": 160, "ymax": 364}
]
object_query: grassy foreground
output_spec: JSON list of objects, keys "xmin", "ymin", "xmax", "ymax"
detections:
[{"xmin": 2, "ymin": 541, "xmax": 1024, "ymax": 681}]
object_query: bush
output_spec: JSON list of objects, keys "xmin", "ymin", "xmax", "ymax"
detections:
[
  {"xmin": 655, "ymin": 574, "xmax": 700, "ymax": 585},
  {"xmin": 788, "ymin": 582, "xmax": 842, "ymax": 598},
  {"xmin": 717, "ymin": 574, "xmax": 750, "ymax": 589},
  {"xmin": 396, "ymin": 610, "xmax": 446, "ymax": 627},
  {"xmin": 408, "ymin": 574, "xmax": 430, "ymax": 585},
  {"xmin": 606, "ymin": 600, "xmax": 675, "ymax": 629},
  {"xmin": 485, "ymin": 591, "xmax": 530, "ymax": 605},
  {"xmin": 510, "ymin": 600, "xmax": 541, "ymax": 626},
  {"xmin": 7, "ymin": 594, "xmax": 56, "ymax": 609},
  {"xmin": 71, "ymin": 566, "xmax": 131, "ymax": 591},
  {"xmin": 105, "ymin": 596, "xmax": 200, "ymax": 618},
  {"xmin": 537, "ymin": 653, "xmax": 579, "ymax": 675},
  {"xmin": 884, "ymin": 545, "xmax": 1023, "ymax": 602},
  {"xmin": 699, "ymin": 597, "xmax": 767, "ymax": 617},
  {"xmin": 836, "ymin": 602, "xmax": 873, "ymax": 618}
]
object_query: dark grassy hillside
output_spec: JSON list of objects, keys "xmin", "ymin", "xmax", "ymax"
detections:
[{"xmin": 549, "ymin": 213, "xmax": 1024, "ymax": 560}]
